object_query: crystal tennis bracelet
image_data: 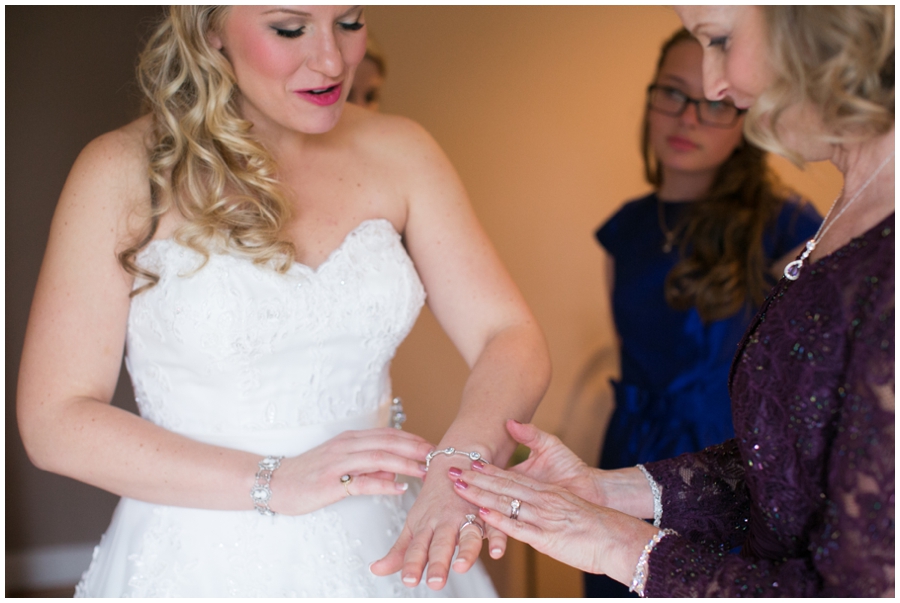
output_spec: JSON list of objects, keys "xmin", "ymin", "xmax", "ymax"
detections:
[
  {"xmin": 629, "ymin": 528, "xmax": 678, "ymax": 597},
  {"xmin": 636, "ymin": 463, "xmax": 662, "ymax": 527}
]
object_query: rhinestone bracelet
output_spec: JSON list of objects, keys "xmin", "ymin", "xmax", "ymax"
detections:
[
  {"xmin": 636, "ymin": 464, "xmax": 662, "ymax": 527},
  {"xmin": 250, "ymin": 456, "xmax": 284, "ymax": 516},
  {"xmin": 629, "ymin": 528, "xmax": 678, "ymax": 597},
  {"xmin": 424, "ymin": 447, "xmax": 489, "ymax": 471}
]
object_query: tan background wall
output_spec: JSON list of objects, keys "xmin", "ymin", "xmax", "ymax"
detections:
[{"xmin": 6, "ymin": 6, "xmax": 841, "ymax": 596}]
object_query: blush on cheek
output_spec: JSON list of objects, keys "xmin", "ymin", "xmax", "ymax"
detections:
[
  {"xmin": 227, "ymin": 19, "xmax": 293, "ymax": 78},
  {"xmin": 343, "ymin": 35, "xmax": 368, "ymax": 69}
]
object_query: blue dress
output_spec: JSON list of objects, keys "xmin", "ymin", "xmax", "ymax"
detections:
[
  {"xmin": 596, "ymin": 193, "xmax": 821, "ymax": 470},
  {"xmin": 584, "ymin": 193, "xmax": 820, "ymax": 598}
]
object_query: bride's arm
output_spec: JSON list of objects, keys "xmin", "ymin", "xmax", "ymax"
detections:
[
  {"xmin": 17, "ymin": 122, "xmax": 431, "ymax": 516},
  {"xmin": 368, "ymin": 116, "xmax": 551, "ymax": 589}
]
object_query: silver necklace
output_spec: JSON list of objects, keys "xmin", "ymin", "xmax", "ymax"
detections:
[{"xmin": 783, "ymin": 149, "xmax": 894, "ymax": 281}]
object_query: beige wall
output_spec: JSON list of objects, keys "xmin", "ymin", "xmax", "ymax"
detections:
[
  {"xmin": 365, "ymin": 6, "xmax": 842, "ymax": 596},
  {"xmin": 6, "ymin": 6, "xmax": 841, "ymax": 596}
]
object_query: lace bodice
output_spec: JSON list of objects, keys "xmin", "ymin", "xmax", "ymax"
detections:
[
  {"xmin": 126, "ymin": 219, "xmax": 426, "ymax": 436},
  {"xmin": 644, "ymin": 215, "xmax": 894, "ymax": 597}
]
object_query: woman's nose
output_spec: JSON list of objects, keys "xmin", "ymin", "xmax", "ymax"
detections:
[
  {"xmin": 701, "ymin": 54, "xmax": 730, "ymax": 102},
  {"xmin": 307, "ymin": 31, "xmax": 344, "ymax": 78},
  {"xmin": 680, "ymin": 101, "xmax": 702, "ymax": 126}
]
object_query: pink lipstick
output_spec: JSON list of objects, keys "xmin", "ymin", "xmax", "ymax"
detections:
[
  {"xmin": 667, "ymin": 135, "xmax": 699, "ymax": 151},
  {"xmin": 295, "ymin": 83, "xmax": 343, "ymax": 106}
]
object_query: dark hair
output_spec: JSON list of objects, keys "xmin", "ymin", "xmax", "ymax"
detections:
[{"xmin": 642, "ymin": 28, "xmax": 788, "ymax": 322}]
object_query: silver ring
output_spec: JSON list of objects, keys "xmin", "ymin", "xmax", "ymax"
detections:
[
  {"xmin": 510, "ymin": 499, "xmax": 521, "ymax": 520},
  {"xmin": 459, "ymin": 513, "xmax": 485, "ymax": 539},
  {"xmin": 341, "ymin": 474, "xmax": 353, "ymax": 496}
]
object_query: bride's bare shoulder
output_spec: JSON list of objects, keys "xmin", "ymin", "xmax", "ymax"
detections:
[
  {"xmin": 58, "ymin": 115, "xmax": 157, "ymax": 240},
  {"xmin": 341, "ymin": 104, "xmax": 446, "ymax": 169}
]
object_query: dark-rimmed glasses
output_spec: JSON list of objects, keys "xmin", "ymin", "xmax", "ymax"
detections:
[{"xmin": 647, "ymin": 84, "xmax": 746, "ymax": 128}]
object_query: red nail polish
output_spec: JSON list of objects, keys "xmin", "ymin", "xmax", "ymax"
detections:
[
  {"xmin": 448, "ymin": 467, "xmax": 462, "ymax": 478},
  {"xmin": 478, "ymin": 506, "xmax": 490, "ymax": 515},
  {"xmin": 472, "ymin": 460, "xmax": 485, "ymax": 471},
  {"xmin": 454, "ymin": 479, "xmax": 468, "ymax": 490}
]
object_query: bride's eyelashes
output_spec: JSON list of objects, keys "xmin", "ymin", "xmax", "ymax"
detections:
[
  {"xmin": 272, "ymin": 20, "xmax": 364, "ymax": 39},
  {"xmin": 274, "ymin": 26, "xmax": 304, "ymax": 39}
]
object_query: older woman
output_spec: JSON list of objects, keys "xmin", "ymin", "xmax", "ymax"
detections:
[{"xmin": 450, "ymin": 6, "xmax": 893, "ymax": 597}]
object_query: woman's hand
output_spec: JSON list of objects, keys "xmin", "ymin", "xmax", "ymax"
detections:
[
  {"xmin": 369, "ymin": 453, "xmax": 507, "ymax": 589},
  {"xmin": 505, "ymin": 420, "xmax": 602, "ymax": 503},
  {"xmin": 271, "ymin": 428, "xmax": 432, "ymax": 516},
  {"xmin": 449, "ymin": 460, "xmax": 658, "ymax": 584}
]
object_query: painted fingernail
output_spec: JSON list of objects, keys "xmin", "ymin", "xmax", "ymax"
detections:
[
  {"xmin": 427, "ymin": 576, "xmax": 443, "ymax": 584},
  {"xmin": 368, "ymin": 562, "xmax": 376, "ymax": 575},
  {"xmin": 491, "ymin": 547, "xmax": 503, "ymax": 557},
  {"xmin": 419, "ymin": 464, "xmax": 428, "ymax": 473},
  {"xmin": 395, "ymin": 481, "xmax": 409, "ymax": 491},
  {"xmin": 402, "ymin": 576, "xmax": 417, "ymax": 585},
  {"xmin": 454, "ymin": 479, "xmax": 468, "ymax": 490},
  {"xmin": 472, "ymin": 460, "xmax": 485, "ymax": 471},
  {"xmin": 448, "ymin": 467, "xmax": 462, "ymax": 478},
  {"xmin": 478, "ymin": 506, "xmax": 490, "ymax": 516}
]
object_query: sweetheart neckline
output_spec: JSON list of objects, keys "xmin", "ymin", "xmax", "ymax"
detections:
[{"xmin": 141, "ymin": 218, "xmax": 399, "ymax": 276}]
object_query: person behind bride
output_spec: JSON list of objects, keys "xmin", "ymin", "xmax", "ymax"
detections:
[
  {"xmin": 586, "ymin": 26, "xmax": 821, "ymax": 598},
  {"xmin": 16, "ymin": 5, "xmax": 550, "ymax": 597},
  {"xmin": 347, "ymin": 33, "xmax": 386, "ymax": 110},
  {"xmin": 449, "ymin": 5, "xmax": 893, "ymax": 597}
]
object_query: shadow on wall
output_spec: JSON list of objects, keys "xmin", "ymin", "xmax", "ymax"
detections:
[{"xmin": 5, "ymin": 6, "xmax": 165, "ymax": 594}]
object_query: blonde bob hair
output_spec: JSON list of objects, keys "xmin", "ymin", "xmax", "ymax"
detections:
[
  {"xmin": 745, "ymin": 6, "xmax": 894, "ymax": 164},
  {"xmin": 120, "ymin": 6, "xmax": 296, "ymax": 294}
]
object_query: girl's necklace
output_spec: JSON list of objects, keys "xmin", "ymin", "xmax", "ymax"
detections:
[
  {"xmin": 783, "ymin": 149, "xmax": 894, "ymax": 281},
  {"xmin": 657, "ymin": 199, "xmax": 676, "ymax": 253}
]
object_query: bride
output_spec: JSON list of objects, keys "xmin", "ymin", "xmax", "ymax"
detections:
[{"xmin": 16, "ymin": 6, "xmax": 550, "ymax": 597}]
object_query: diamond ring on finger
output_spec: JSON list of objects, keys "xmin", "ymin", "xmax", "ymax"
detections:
[
  {"xmin": 459, "ymin": 513, "xmax": 485, "ymax": 539},
  {"xmin": 509, "ymin": 499, "xmax": 521, "ymax": 520}
]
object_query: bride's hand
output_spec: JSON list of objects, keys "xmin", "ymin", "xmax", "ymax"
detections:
[
  {"xmin": 270, "ymin": 428, "xmax": 432, "ymax": 516},
  {"xmin": 369, "ymin": 453, "xmax": 507, "ymax": 589}
]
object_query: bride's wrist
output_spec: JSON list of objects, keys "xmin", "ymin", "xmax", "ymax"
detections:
[{"xmin": 425, "ymin": 445, "xmax": 492, "ymax": 472}]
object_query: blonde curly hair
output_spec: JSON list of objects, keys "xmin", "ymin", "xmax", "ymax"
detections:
[
  {"xmin": 120, "ymin": 6, "xmax": 295, "ymax": 295},
  {"xmin": 745, "ymin": 6, "xmax": 894, "ymax": 165}
]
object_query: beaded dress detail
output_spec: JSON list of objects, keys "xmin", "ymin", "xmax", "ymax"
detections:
[
  {"xmin": 74, "ymin": 219, "xmax": 497, "ymax": 597},
  {"xmin": 643, "ymin": 214, "xmax": 894, "ymax": 596}
]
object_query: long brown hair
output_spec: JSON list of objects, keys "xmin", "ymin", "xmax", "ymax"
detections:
[{"xmin": 642, "ymin": 29, "xmax": 787, "ymax": 323}]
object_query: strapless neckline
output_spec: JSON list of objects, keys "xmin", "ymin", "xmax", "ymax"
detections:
[{"xmin": 141, "ymin": 218, "xmax": 399, "ymax": 276}]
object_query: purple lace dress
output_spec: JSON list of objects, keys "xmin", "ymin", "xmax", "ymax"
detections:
[{"xmin": 643, "ymin": 213, "xmax": 894, "ymax": 597}]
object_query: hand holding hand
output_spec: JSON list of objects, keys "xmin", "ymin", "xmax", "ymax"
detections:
[
  {"xmin": 271, "ymin": 428, "xmax": 432, "ymax": 515},
  {"xmin": 450, "ymin": 459, "xmax": 657, "ymax": 584},
  {"xmin": 505, "ymin": 420, "xmax": 602, "ymax": 504},
  {"xmin": 369, "ymin": 453, "xmax": 508, "ymax": 590}
]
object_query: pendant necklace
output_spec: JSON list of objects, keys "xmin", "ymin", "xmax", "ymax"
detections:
[
  {"xmin": 657, "ymin": 199, "xmax": 677, "ymax": 253},
  {"xmin": 783, "ymin": 149, "xmax": 894, "ymax": 281}
]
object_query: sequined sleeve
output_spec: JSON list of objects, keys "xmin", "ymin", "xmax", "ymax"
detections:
[
  {"xmin": 639, "ymin": 218, "xmax": 895, "ymax": 597},
  {"xmin": 643, "ymin": 440, "xmax": 751, "ymax": 552}
]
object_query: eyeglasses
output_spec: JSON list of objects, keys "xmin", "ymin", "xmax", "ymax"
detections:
[{"xmin": 647, "ymin": 85, "xmax": 746, "ymax": 128}]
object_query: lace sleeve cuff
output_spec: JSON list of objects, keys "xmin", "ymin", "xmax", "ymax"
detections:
[
  {"xmin": 637, "ymin": 463, "xmax": 662, "ymax": 527},
  {"xmin": 629, "ymin": 528, "xmax": 678, "ymax": 597}
]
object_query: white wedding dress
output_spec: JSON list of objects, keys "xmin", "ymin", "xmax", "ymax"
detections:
[{"xmin": 75, "ymin": 219, "xmax": 497, "ymax": 597}]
